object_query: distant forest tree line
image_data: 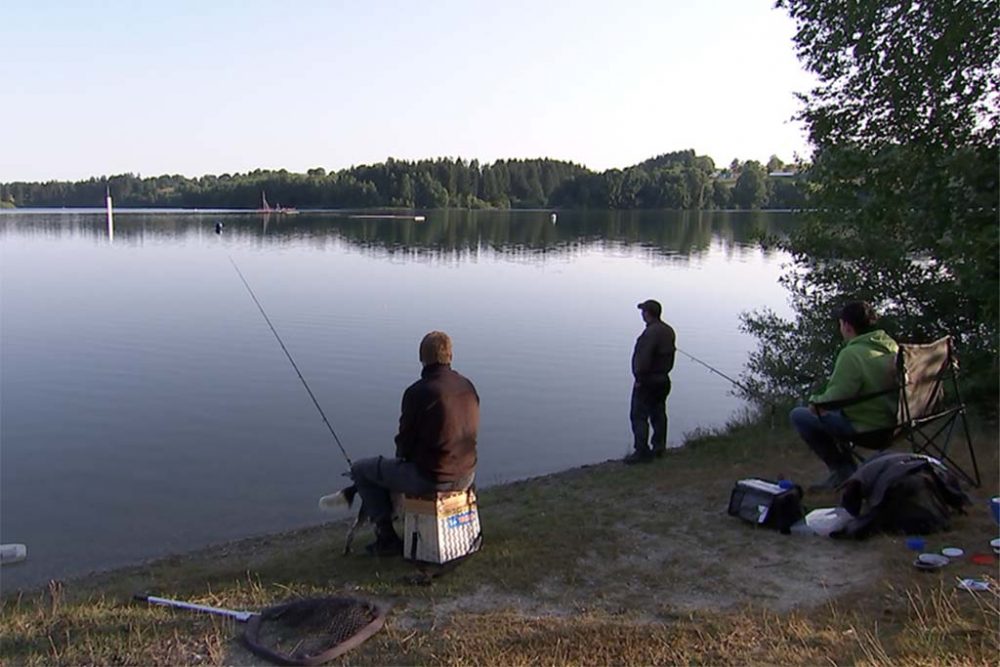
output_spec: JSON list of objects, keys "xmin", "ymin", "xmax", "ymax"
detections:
[{"xmin": 0, "ymin": 150, "xmax": 808, "ymax": 211}]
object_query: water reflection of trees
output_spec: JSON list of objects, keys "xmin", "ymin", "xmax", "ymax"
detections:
[{"xmin": 0, "ymin": 210, "xmax": 795, "ymax": 260}]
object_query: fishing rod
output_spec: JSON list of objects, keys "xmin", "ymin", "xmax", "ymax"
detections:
[
  {"xmin": 676, "ymin": 347, "xmax": 779, "ymax": 424},
  {"xmin": 228, "ymin": 255, "xmax": 353, "ymax": 468},
  {"xmin": 676, "ymin": 347, "xmax": 756, "ymax": 397}
]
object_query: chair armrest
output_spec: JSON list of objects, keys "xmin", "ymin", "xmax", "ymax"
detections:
[{"xmin": 812, "ymin": 385, "xmax": 899, "ymax": 411}]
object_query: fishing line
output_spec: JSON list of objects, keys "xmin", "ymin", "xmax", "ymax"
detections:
[
  {"xmin": 228, "ymin": 255, "xmax": 353, "ymax": 467},
  {"xmin": 676, "ymin": 347, "xmax": 779, "ymax": 424}
]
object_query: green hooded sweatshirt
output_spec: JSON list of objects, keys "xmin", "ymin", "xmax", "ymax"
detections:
[{"xmin": 809, "ymin": 329, "xmax": 899, "ymax": 431}]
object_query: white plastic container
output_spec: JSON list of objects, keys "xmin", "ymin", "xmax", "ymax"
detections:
[
  {"xmin": 804, "ymin": 507, "xmax": 852, "ymax": 536},
  {"xmin": 0, "ymin": 543, "xmax": 27, "ymax": 565}
]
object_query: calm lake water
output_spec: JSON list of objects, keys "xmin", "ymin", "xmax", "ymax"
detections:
[{"xmin": 0, "ymin": 208, "xmax": 795, "ymax": 590}]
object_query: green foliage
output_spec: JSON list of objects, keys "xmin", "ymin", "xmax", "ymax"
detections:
[
  {"xmin": 0, "ymin": 150, "xmax": 811, "ymax": 211},
  {"xmin": 766, "ymin": 175, "xmax": 809, "ymax": 209},
  {"xmin": 732, "ymin": 160, "xmax": 769, "ymax": 209},
  {"xmin": 711, "ymin": 180, "xmax": 733, "ymax": 208},
  {"xmin": 743, "ymin": 0, "xmax": 999, "ymax": 406}
]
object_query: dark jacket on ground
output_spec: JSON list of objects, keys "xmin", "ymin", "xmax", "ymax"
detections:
[
  {"xmin": 632, "ymin": 319, "xmax": 677, "ymax": 387},
  {"xmin": 836, "ymin": 451, "xmax": 969, "ymax": 538},
  {"xmin": 394, "ymin": 363, "xmax": 479, "ymax": 483}
]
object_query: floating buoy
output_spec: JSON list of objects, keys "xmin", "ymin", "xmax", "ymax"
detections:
[{"xmin": 0, "ymin": 543, "xmax": 27, "ymax": 565}]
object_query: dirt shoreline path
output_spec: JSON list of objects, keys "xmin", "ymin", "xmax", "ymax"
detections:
[
  {"xmin": 408, "ymin": 459, "xmax": 885, "ymax": 621},
  {"xmin": 54, "ymin": 436, "xmax": 889, "ymax": 615}
]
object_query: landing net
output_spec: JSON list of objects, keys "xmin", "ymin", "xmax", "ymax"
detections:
[{"xmin": 243, "ymin": 596, "xmax": 387, "ymax": 666}]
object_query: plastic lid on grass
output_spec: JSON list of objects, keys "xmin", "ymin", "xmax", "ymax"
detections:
[
  {"xmin": 957, "ymin": 578, "xmax": 990, "ymax": 592},
  {"xmin": 917, "ymin": 553, "xmax": 949, "ymax": 567}
]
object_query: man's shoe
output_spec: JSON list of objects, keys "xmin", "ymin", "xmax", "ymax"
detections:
[
  {"xmin": 364, "ymin": 533, "xmax": 404, "ymax": 557},
  {"xmin": 652, "ymin": 448, "xmax": 667, "ymax": 459},
  {"xmin": 365, "ymin": 520, "xmax": 404, "ymax": 556},
  {"xmin": 623, "ymin": 450, "xmax": 654, "ymax": 465}
]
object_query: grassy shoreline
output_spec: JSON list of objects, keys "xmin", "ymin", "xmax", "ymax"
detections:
[{"xmin": 2, "ymin": 420, "xmax": 997, "ymax": 665}]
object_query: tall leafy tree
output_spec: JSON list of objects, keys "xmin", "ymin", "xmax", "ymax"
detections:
[
  {"xmin": 741, "ymin": 0, "xmax": 999, "ymax": 404},
  {"xmin": 732, "ymin": 161, "xmax": 769, "ymax": 209}
]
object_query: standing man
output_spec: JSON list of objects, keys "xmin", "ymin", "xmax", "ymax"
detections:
[
  {"xmin": 790, "ymin": 301, "xmax": 898, "ymax": 491},
  {"xmin": 350, "ymin": 331, "xmax": 479, "ymax": 555},
  {"xmin": 626, "ymin": 299, "xmax": 677, "ymax": 464}
]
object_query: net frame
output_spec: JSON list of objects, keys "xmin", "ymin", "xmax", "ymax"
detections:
[{"xmin": 242, "ymin": 596, "xmax": 388, "ymax": 666}]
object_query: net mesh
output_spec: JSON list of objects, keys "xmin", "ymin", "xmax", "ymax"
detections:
[{"xmin": 244, "ymin": 597, "xmax": 386, "ymax": 665}]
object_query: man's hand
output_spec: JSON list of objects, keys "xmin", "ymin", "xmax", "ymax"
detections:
[{"xmin": 809, "ymin": 403, "xmax": 826, "ymax": 417}]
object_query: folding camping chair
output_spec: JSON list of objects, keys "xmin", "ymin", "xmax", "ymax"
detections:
[
  {"xmin": 832, "ymin": 336, "xmax": 981, "ymax": 487},
  {"xmin": 894, "ymin": 336, "xmax": 980, "ymax": 487}
]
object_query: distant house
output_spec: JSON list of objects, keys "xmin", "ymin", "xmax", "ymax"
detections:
[{"xmin": 768, "ymin": 170, "xmax": 797, "ymax": 178}]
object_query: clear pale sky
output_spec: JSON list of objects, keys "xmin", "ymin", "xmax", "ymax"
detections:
[{"xmin": 0, "ymin": 0, "xmax": 816, "ymax": 182}]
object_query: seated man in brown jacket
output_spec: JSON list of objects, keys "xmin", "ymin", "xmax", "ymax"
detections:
[{"xmin": 350, "ymin": 331, "xmax": 479, "ymax": 555}]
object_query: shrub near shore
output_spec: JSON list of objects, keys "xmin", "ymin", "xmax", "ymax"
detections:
[{"xmin": 2, "ymin": 420, "xmax": 997, "ymax": 665}]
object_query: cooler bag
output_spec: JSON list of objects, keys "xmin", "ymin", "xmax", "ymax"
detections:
[{"xmin": 727, "ymin": 478, "xmax": 804, "ymax": 534}]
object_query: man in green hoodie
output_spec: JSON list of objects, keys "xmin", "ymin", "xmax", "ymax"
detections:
[{"xmin": 791, "ymin": 301, "xmax": 899, "ymax": 491}]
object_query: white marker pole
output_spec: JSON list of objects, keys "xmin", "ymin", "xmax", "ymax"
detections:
[{"xmin": 106, "ymin": 187, "xmax": 114, "ymax": 243}]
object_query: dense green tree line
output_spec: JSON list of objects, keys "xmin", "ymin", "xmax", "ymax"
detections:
[{"xmin": 0, "ymin": 150, "xmax": 807, "ymax": 211}]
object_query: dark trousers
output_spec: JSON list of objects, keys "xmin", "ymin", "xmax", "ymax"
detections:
[
  {"xmin": 630, "ymin": 380, "xmax": 670, "ymax": 453},
  {"xmin": 350, "ymin": 456, "xmax": 473, "ymax": 523}
]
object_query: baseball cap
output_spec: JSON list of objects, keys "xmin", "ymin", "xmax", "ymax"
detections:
[{"xmin": 636, "ymin": 299, "xmax": 662, "ymax": 317}]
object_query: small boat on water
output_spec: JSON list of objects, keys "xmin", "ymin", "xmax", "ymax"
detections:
[{"xmin": 258, "ymin": 191, "xmax": 299, "ymax": 215}]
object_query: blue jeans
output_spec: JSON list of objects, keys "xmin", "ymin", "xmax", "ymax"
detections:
[
  {"xmin": 350, "ymin": 456, "xmax": 473, "ymax": 523},
  {"xmin": 789, "ymin": 406, "xmax": 857, "ymax": 471}
]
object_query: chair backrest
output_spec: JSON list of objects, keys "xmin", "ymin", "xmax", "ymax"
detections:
[{"xmin": 897, "ymin": 336, "xmax": 952, "ymax": 423}]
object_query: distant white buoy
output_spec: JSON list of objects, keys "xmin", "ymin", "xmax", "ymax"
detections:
[{"xmin": 0, "ymin": 543, "xmax": 27, "ymax": 565}]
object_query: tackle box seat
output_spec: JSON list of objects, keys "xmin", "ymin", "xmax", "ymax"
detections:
[{"xmin": 401, "ymin": 488, "xmax": 481, "ymax": 564}]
